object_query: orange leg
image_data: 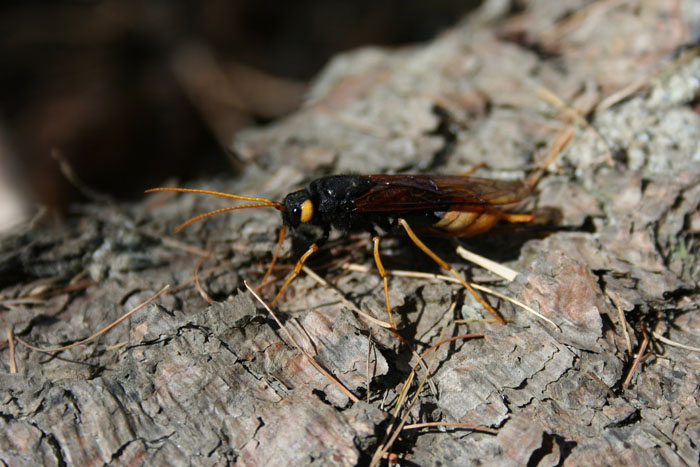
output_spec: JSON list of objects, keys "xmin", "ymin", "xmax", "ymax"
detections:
[
  {"xmin": 398, "ymin": 218, "xmax": 507, "ymax": 325},
  {"xmin": 373, "ymin": 236, "xmax": 412, "ymax": 347},
  {"xmin": 373, "ymin": 236, "xmax": 395, "ymax": 329},
  {"xmin": 260, "ymin": 225, "xmax": 287, "ymax": 288},
  {"xmin": 500, "ymin": 212, "xmax": 534, "ymax": 223},
  {"xmin": 459, "ymin": 162, "xmax": 487, "ymax": 177},
  {"xmin": 270, "ymin": 243, "xmax": 318, "ymax": 306}
]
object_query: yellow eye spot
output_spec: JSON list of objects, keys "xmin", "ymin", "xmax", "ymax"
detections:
[{"xmin": 300, "ymin": 199, "xmax": 314, "ymax": 223}]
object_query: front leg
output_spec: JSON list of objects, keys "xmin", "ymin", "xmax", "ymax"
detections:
[
  {"xmin": 269, "ymin": 226, "xmax": 328, "ymax": 306},
  {"xmin": 270, "ymin": 242, "xmax": 319, "ymax": 306}
]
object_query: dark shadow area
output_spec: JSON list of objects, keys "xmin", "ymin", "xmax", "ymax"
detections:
[{"xmin": 0, "ymin": 0, "xmax": 482, "ymax": 221}]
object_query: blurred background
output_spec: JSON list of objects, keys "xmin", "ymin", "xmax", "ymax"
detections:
[{"xmin": 0, "ymin": 0, "xmax": 483, "ymax": 232}]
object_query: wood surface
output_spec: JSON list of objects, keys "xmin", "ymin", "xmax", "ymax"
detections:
[{"xmin": 2, "ymin": 1, "xmax": 699, "ymax": 465}]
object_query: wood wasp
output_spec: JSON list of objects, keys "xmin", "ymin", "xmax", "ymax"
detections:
[{"xmin": 147, "ymin": 128, "xmax": 572, "ymax": 329}]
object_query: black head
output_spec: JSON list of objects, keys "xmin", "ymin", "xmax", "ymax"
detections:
[{"xmin": 281, "ymin": 189, "xmax": 315, "ymax": 228}]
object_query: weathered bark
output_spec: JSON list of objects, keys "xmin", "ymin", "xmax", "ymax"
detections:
[{"xmin": 2, "ymin": 1, "xmax": 699, "ymax": 465}]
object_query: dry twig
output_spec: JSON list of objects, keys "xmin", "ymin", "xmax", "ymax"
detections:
[
  {"xmin": 623, "ymin": 325, "xmax": 650, "ymax": 389},
  {"xmin": 15, "ymin": 285, "xmax": 170, "ymax": 353},
  {"xmin": 244, "ymin": 281, "xmax": 360, "ymax": 403}
]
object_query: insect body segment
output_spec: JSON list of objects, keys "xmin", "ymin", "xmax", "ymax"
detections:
[
  {"xmin": 364, "ymin": 175, "xmax": 535, "ymax": 237},
  {"xmin": 281, "ymin": 174, "xmax": 534, "ymax": 242},
  {"xmin": 282, "ymin": 175, "xmax": 379, "ymax": 238}
]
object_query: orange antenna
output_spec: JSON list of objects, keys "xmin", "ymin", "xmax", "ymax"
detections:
[
  {"xmin": 145, "ymin": 187, "xmax": 282, "ymax": 207},
  {"xmin": 145, "ymin": 187, "xmax": 284, "ymax": 233},
  {"xmin": 172, "ymin": 204, "xmax": 280, "ymax": 233}
]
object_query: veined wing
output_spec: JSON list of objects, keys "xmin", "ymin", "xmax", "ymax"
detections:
[{"xmin": 352, "ymin": 175, "xmax": 530, "ymax": 213}]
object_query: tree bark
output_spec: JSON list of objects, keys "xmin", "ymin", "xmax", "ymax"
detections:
[{"xmin": 2, "ymin": 1, "xmax": 699, "ymax": 465}]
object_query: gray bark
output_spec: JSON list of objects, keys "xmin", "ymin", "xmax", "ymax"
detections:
[{"xmin": 2, "ymin": 0, "xmax": 699, "ymax": 465}]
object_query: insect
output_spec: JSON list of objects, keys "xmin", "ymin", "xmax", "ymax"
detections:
[{"xmin": 146, "ymin": 129, "xmax": 571, "ymax": 329}]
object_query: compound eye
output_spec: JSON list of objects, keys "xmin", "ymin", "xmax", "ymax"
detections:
[{"xmin": 300, "ymin": 199, "xmax": 314, "ymax": 223}]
